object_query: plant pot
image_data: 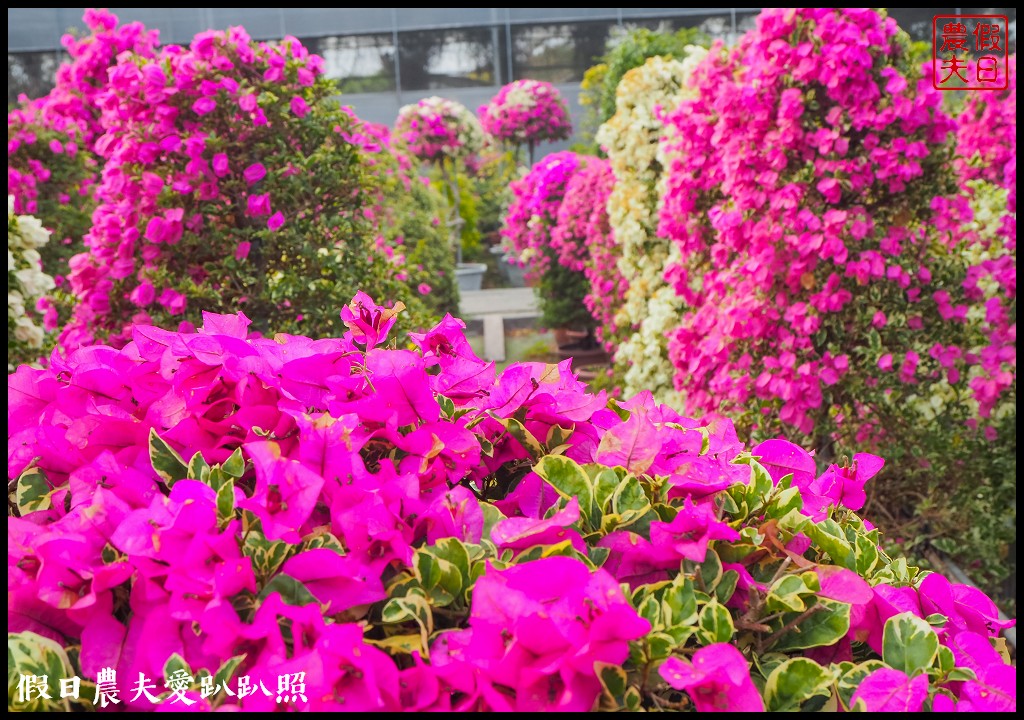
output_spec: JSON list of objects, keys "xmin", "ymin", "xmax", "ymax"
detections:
[
  {"xmin": 454, "ymin": 262, "xmax": 488, "ymax": 292},
  {"xmin": 504, "ymin": 261, "xmax": 528, "ymax": 288}
]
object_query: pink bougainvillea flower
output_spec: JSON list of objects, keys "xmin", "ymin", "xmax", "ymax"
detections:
[
  {"xmin": 659, "ymin": 643, "xmax": 765, "ymax": 712},
  {"xmin": 280, "ymin": 548, "xmax": 385, "ymax": 614},
  {"xmin": 238, "ymin": 440, "xmax": 325, "ymax": 543},
  {"xmin": 917, "ymin": 573, "xmax": 1015, "ymax": 638},
  {"xmin": 191, "ymin": 96, "xmax": 216, "ymax": 116},
  {"xmin": 243, "ymin": 162, "xmax": 267, "ymax": 185},
  {"xmin": 247, "ymin": 193, "xmax": 271, "ymax": 217},
  {"xmin": 290, "ymin": 95, "xmax": 309, "ymax": 118},
  {"xmin": 648, "ymin": 497, "xmax": 740, "ymax": 564},
  {"xmin": 340, "ymin": 291, "xmax": 405, "ymax": 349},
  {"xmin": 234, "ymin": 241, "xmax": 251, "ymax": 261},
  {"xmin": 491, "ymin": 497, "xmax": 585, "ymax": 552},
  {"xmin": 434, "ymin": 556, "xmax": 649, "ymax": 712},
  {"xmin": 850, "ymin": 668, "xmax": 928, "ymax": 712},
  {"xmin": 417, "ymin": 282, "xmax": 432, "ymax": 295},
  {"xmin": 267, "ymin": 211, "xmax": 285, "ymax": 230},
  {"xmin": 752, "ymin": 438, "xmax": 816, "ymax": 487}
]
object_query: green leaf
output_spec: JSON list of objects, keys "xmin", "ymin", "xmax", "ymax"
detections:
[
  {"xmin": 715, "ymin": 570, "xmax": 740, "ymax": 604},
  {"xmin": 367, "ymin": 633, "xmax": 425, "ymax": 657},
  {"xmin": 213, "ymin": 654, "xmax": 246, "ymax": 691},
  {"xmin": 546, "ymin": 424, "xmax": 574, "ymax": 449},
  {"xmin": 257, "ymin": 573, "xmax": 319, "ymax": 607},
  {"xmin": 162, "ymin": 653, "xmax": 193, "ymax": 684},
  {"xmin": 597, "ymin": 662, "xmax": 628, "ymax": 700},
  {"xmin": 8, "ymin": 631, "xmax": 76, "ymax": 712},
  {"xmin": 480, "ymin": 502, "xmax": 506, "ymax": 540},
  {"xmin": 882, "ymin": 612, "xmax": 940, "ymax": 676},
  {"xmin": 216, "ymin": 480, "xmax": 235, "ymax": 529},
  {"xmin": 766, "ymin": 486, "xmax": 803, "ymax": 518},
  {"xmin": 591, "ymin": 466, "xmax": 624, "ymax": 514},
  {"xmin": 624, "ymin": 686, "xmax": 642, "ymax": 712},
  {"xmin": 221, "ymin": 447, "xmax": 246, "ymax": 478},
  {"xmin": 16, "ymin": 467, "xmax": 52, "ymax": 514},
  {"xmin": 764, "ymin": 658, "xmax": 835, "ymax": 712},
  {"xmin": 837, "ymin": 660, "xmax": 886, "ymax": 710},
  {"xmin": 149, "ymin": 428, "xmax": 189, "ymax": 487},
  {"xmin": 611, "ymin": 475, "xmax": 649, "ymax": 516},
  {"xmin": 187, "ymin": 452, "xmax": 211, "ymax": 482},
  {"xmin": 662, "ymin": 576, "xmax": 699, "ymax": 628},
  {"xmin": 534, "ymin": 455, "xmax": 594, "ymax": 524},
  {"xmin": 697, "ymin": 549, "xmax": 724, "ymax": 590},
  {"xmin": 503, "ymin": 417, "xmax": 545, "ymax": 459},
  {"xmin": 697, "ymin": 599, "xmax": 735, "ymax": 644},
  {"xmin": 771, "ymin": 599, "xmax": 851, "ymax": 652},
  {"xmin": 380, "ymin": 587, "xmax": 433, "ymax": 649},
  {"xmin": 243, "ymin": 531, "xmax": 294, "ymax": 578},
  {"xmin": 766, "ymin": 572, "xmax": 821, "ymax": 614},
  {"xmin": 854, "ymin": 534, "xmax": 880, "ymax": 576},
  {"xmin": 804, "ymin": 519, "xmax": 855, "ymax": 569}
]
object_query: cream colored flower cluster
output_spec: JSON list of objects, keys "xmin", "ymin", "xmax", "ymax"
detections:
[
  {"xmin": 8, "ymin": 196, "xmax": 56, "ymax": 368},
  {"xmin": 596, "ymin": 50, "xmax": 706, "ymax": 406}
]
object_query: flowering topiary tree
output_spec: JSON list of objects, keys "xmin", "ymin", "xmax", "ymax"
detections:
[
  {"xmin": 656, "ymin": 9, "xmax": 1016, "ymax": 588},
  {"xmin": 478, "ymin": 79, "xmax": 572, "ymax": 164},
  {"xmin": 8, "ymin": 199, "xmax": 56, "ymax": 369},
  {"xmin": 8, "ymin": 292, "xmax": 1016, "ymax": 712},
  {"xmin": 59, "ymin": 27, "xmax": 424, "ymax": 351},
  {"xmin": 595, "ymin": 51, "xmax": 706, "ymax": 404},
  {"xmin": 394, "ymin": 97, "xmax": 486, "ymax": 267}
]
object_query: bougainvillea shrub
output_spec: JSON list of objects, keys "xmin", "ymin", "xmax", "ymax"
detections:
[
  {"xmin": 478, "ymin": 80, "xmax": 572, "ymax": 155},
  {"xmin": 394, "ymin": 96, "xmax": 485, "ymax": 164},
  {"xmin": 7, "ymin": 9, "xmax": 159, "ymax": 279},
  {"xmin": 502, "ymin": 151, "xmax": 595, "ymax": 332},
  {"xmin": 8, "ymin": 199, "xmax": 56, "ymax": 369},
  {"xmin": 340, "ymin": 117, "xmax": 459, "ymax": 317},
  {"xmin": 595, "ymin": 52, "xmax": 706, "ymax": 404},
  {"xmin": 553, "ymin": 156, "xmax": 623, "ymax": 351},
  {"xmin": 655, "ymin": 8, "xmax": 1016, "ymax": 590},
  {"xmin": 59, "ymin": 27, "xmax": 425, "ymax": 351},
  {"xmin": 8, "ymin": 294, "xmax": 1016, "ymax": 712}
]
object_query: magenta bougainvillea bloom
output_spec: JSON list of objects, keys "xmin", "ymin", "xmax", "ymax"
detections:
[{"xmin": 660, "ymin": 643, "xmax": 765, "ymax": 712}]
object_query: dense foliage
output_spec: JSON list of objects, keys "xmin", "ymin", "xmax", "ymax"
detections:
[
  {"xmin": 9, "ymin": 294, "xmax": 1015, "ymax": 712},
  {"xmin": 579, "ymin": 26, "xmax": 706, "ymax": 148}
]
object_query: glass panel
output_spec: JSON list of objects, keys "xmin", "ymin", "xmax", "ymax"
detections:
[
  {"xmin": 8, "ymin": 51, "xmax": 64, "ymax": 104},
  {"xmin": 301, "ymin": 33, "xmax": 397, "ymax": 94},
  {"xmin": 397, "ymin": 26, "xmax": 496, "ymax": 91},
  {"xmin": 512, "ymin": 21, "xmax": 614, "ymax": 83}
]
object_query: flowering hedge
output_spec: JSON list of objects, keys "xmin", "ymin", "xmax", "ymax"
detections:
[
  {"xmin": 478, "ymin": 79, "xmax": 572, "ymax": 150},
  {"xmin": 8, "ymin": 199, "xmax": 56, "ymax": 369},
  {"xmin": 59, "ymin": 26, "xmax": 425, "ymax": 351},
  {"xmin": 651, "ymin": 8, "xmax": 1016, "ymax": 591},
  {"xmin": 394, "ymin": 97, "xmax": 485, "ymax": 164},
  {"xmin": 595, "ymin": 52, "xmax": 706, "ymax": 403},
  {"xmin": 8, "ymin": 293, "xmax": 1016, "ymax": 712},
  {"xmin": 7, "ymin": 8, "xmax": 158, "ymax": 281},
  {"xmin": 657, "ymin": 8, "xmax": 1014, "ymax": 441}
]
